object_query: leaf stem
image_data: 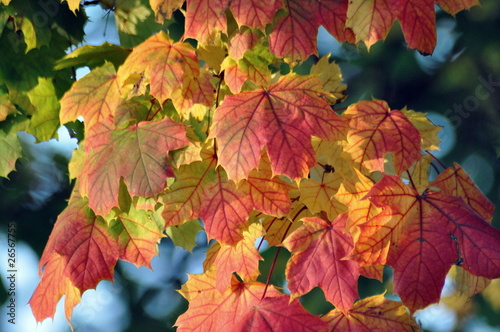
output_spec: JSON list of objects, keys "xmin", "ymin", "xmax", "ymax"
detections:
[
  {"xmin": 425, "ymin": 150, "xmax": 447, "ymax": 170},
  {"xmin": 261, "ymin": 246, "xmax": 282, "ymax": 300},
  {"xmin": 406, "ymin": 170, "xmax": 418, "ymax": 192}
]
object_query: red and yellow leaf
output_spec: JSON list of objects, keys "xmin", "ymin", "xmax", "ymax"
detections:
[
  {"xmin": 315, "ymin": 0, "xmax": 355, "ymax": 44},
  {"xmin": 204, "ymin": 223, "xmax": 263, "ymax": 291},
  {"xmin": 240, "ymin": 152, "xmax": 293, "ymax": 217},
  {"xmin": 211, "ymin": 74, "xmax": 346, "ymax": 182},
  {"xmin": 176, "ymin": 270, "xmax": 283, "ymax": 331},
  {"xmin": 200, "ymin": 168, "xmax": 252, "ymax": 245},
  {"xmin": 229, "ymin": 0, "xmax": 283, "ymax": 30},
  {"xmin": 343, "ymin": 100, "xmax": 421, "ymax": 175},
  {"xmin": 118, "ymin": 32, "xmax": 200, "ymax": 103},
  {"xmin": 367, "ymin": 175, "xmax": 500, "ymax": 312},
  {"xmin": 323, "ymin": 294, "xmax": 419, "ymax": 331},
  {"xmin": 79, "ymin": 116, "xmax": 189, "ymax": 215},
  {"xmin": 430, "ymin": 163, "xmax": 495, "ymax": 221},
  {"xmin": 234, "ymin": 296, "xmax": 329, "ymax": 331},
  {"xmin": 268, "ymin": 0, "xmax": 318, "ymax": 62},
  {"xmin": 184, "ymin": 0, "xmax": 228, "ymax": 43},
  {"xmin": 346, "ymin": 0, "xmax": 395, "ymax": 50},
  {"xmin": 162, "ymin": 143, "xmax": 218, "ymax": 227},
  {"xmin": 29, "ymin": 253, "xmax": 81, "ymax": 323},
  {"xmin": 284, "ymin": 214, "xmax": 360, "ymax": 312},
  {"xmin": 60, "ymin": 62, "xmax": 121, "ymax": 130}
]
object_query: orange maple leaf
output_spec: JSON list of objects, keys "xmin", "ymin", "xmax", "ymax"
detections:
[
  {"xmin": 343, "ymin": 99, "xmax": 421, "ymax": 175},
  {"xmin": 176, "ymin": 270, "xmax": 327, "ymax": 331},
  {"xmin": 323, "ymin": 293, "xmax": 419, "ymax": 331},
  {"xmin": 59, "ymin": 62, "xmax": 121, "ymax": 131},
  {"xmin": 366, "ymin": 175, "xmax": 500, "ymax": 312}
]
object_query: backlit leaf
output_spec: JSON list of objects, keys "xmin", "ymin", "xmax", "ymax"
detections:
[
  {"xmin": 229, "ymin": 0, "xmax": 283, "ymax": 29},
  {"xmin": 323, "ymin": 293, "xmax": 419, "ymax": 331},
  {"xmin": 204, "ymin": 223, "xmax": 263, "ymax": 290},
  {"xmin": 27, "ymin": 77, "xmax": 60, "ymax": 141},
  {"xmin": 211, "ymin": 74, "xmax": 346, "ymax": 182},
  {"xmin": 118, "ymin": 31, "xmax": 200, "ymax": 103},
  {"xmin": 346, "ymin": 0, "xmax": 395, "ymax": 50},
  {"xmin": 269, "ymin": 0, "xmax": 318, "ymax": 62},
  {"xmin": 343, "ymin": 100, "xmax": 421, "ymax": 175},
  {"xmin": 184, "ymin": 0, "xmax": 228, "ymax": 43},
  {"xmin": 176, "ymin": 271, "xmax": 283, "ymax": 331},
  {"xmin": 80, "ymin": 116, "xmax": 189, "ymax": 215},
  {"xmin": 60, "ymin": 62, "xmax": 121, "ymax": 130},
  {"xmin": 367, "ymin": 175, "xmax": 500, "ymax": 312},
  {"xmin": 284, "ymin": 214, "xmax": 360, "ymax": 312}
]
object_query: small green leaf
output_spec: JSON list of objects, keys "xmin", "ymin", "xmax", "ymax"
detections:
[
  {"xmin": 0, "ymin": 115, "xmax": 28, "ymax": 178},
  {"xmin": 55, "ymin": 43, "xmax": 132, "ymax": 70},
  {"xmin": 166, "ymin": 219, "xmax": 203, "ymax": 252},
  {"xmin": 27, "ymin": 77, "xmax": 60, "ymax": 141}
]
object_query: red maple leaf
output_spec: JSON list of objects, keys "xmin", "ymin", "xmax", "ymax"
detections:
[
  {"xmin": 366, "ymin": 175, "xmax": 500, "ymax": 312},
  {"xmin": 343, "ymin": 100, "xmax": 421, "ymax": 175},
  {"xmin": 283, "ymin": 214, "xmax": 360, "ymax": 312},
  {"xmin": 211, "ymin": 74, "xmax": 346, "ymax": 182}
]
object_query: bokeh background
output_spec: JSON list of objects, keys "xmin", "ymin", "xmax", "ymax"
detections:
[{"xmin": 0, "ymin": 1, "xmax": 499, "ymax": 331}]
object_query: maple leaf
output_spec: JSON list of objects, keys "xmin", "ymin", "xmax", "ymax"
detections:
[
  {"xmin": 184, "ymin": 0, "xmax": 228, "ymax": 43},
  {"xmin": 310, "ymin": 55, "xmax": 347, "ymax": 104},
  {"xmin": 228, "ymin": 29, "xmax": 262, "ymax": 61},
  {"xmin": 118, "ymin": 31, "xmax": 200, "ymax": 103},
  {"xmin": 60, "ymin": 62, "xmax": 122, "ymax": 131},
  {"xmin": 164, "ymin": 142, "xmax": 254, "ymax": 245},
  {"xmin": 299, "ymin": 170, "xmax": 346, "ymax": 220},
  {"xmin": 49, "ymin": 194, "xmax": 119, "ymax": 291},
  {"xmin": 315, "ymin": 0, "xmax": 355, "ymax": 44},
  {"xmin": 162, "ymin": 143, "xmax": 218, "ymax": 227},
  {"xmin": 343, "ymin": 99, "xmax": 421, "ymax": 175},
  {"xmin": 229, "ymin": 0, "xmax": 284, "ymax": 30},
  {"xmin": 211, "ymin": 74, "xmax": 346, "ymax": 182},
  {"xmin": 176, "ymin": 270, "xmax": 282, "ymax": 330},
  {"xmin": 393, "ymin": 0, "xmax": 436, "ymax": 55},
  {"xmin": 107, "ymin": 204, "xmax": 164, "ymax": 268},
  {"xmin": 166, "ymin": 219, "xmax": 204, "ymax": 252},
  {"xmin": 430, "ymin": 163, "xmax": 495, "ymax": 221},
  {"xmin": 31, "ymin": 189, "xmax": 166, "ymax": 322},
  {"xmin": 150, "ymin": 0, "xmax": 184, "ymax": 23},
  {"xmin": 234, "ymin": 296, "xmax": 329, "ymax": 332},
  {"xmin": 0, "ymin": 117, "xmax": 28, "ymax": 178},
  {"xmin": 366, "ymin": 175, "xmax": 500, "ymax": 312},
  {"xmin": 204, "ymin": 223, "xmax": 263, "ymax": 291},
  {"xmin": 199, "ymin": 168, "xmax": 253, "ymax": 244},
  {"xmin": 322, "ymin": 293, "xmax": 419, "ymax": 331},
  {"xmin": 346, "ymin": 0, "xmax": 395, "ymax": 50},
  {"xmin": 26, "ymin": 77, "xmax": 60, "ymax": 141},
  {"xmin": 221, "ymin": 45, "xmax": 272, "ymax": 93},
  {"xmin": 437, "ymin": 0, "xmax": 479, "ymax": 16},
  {"xmin": 268, "ymin": 0, "xmax": 318, "ymax": 62},
  {"xmin": 79, "ymin": 116, "xmax": 189, "ymax": 215},
  {"xmin": 283, "ymin": 214, "xmax": 360, "ymax": 312},
  {"xmin": 239, "ymin": 151, "xmax": 293, "ymax": 218},
  {"xmin": 29, "ymin": 253, "xmax": 81, "ymax": 323}
]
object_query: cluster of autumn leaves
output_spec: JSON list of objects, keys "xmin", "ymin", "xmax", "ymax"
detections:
[{"xmin": 26, "ymin": 0, "xmax": 500, "ymax": 331}]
